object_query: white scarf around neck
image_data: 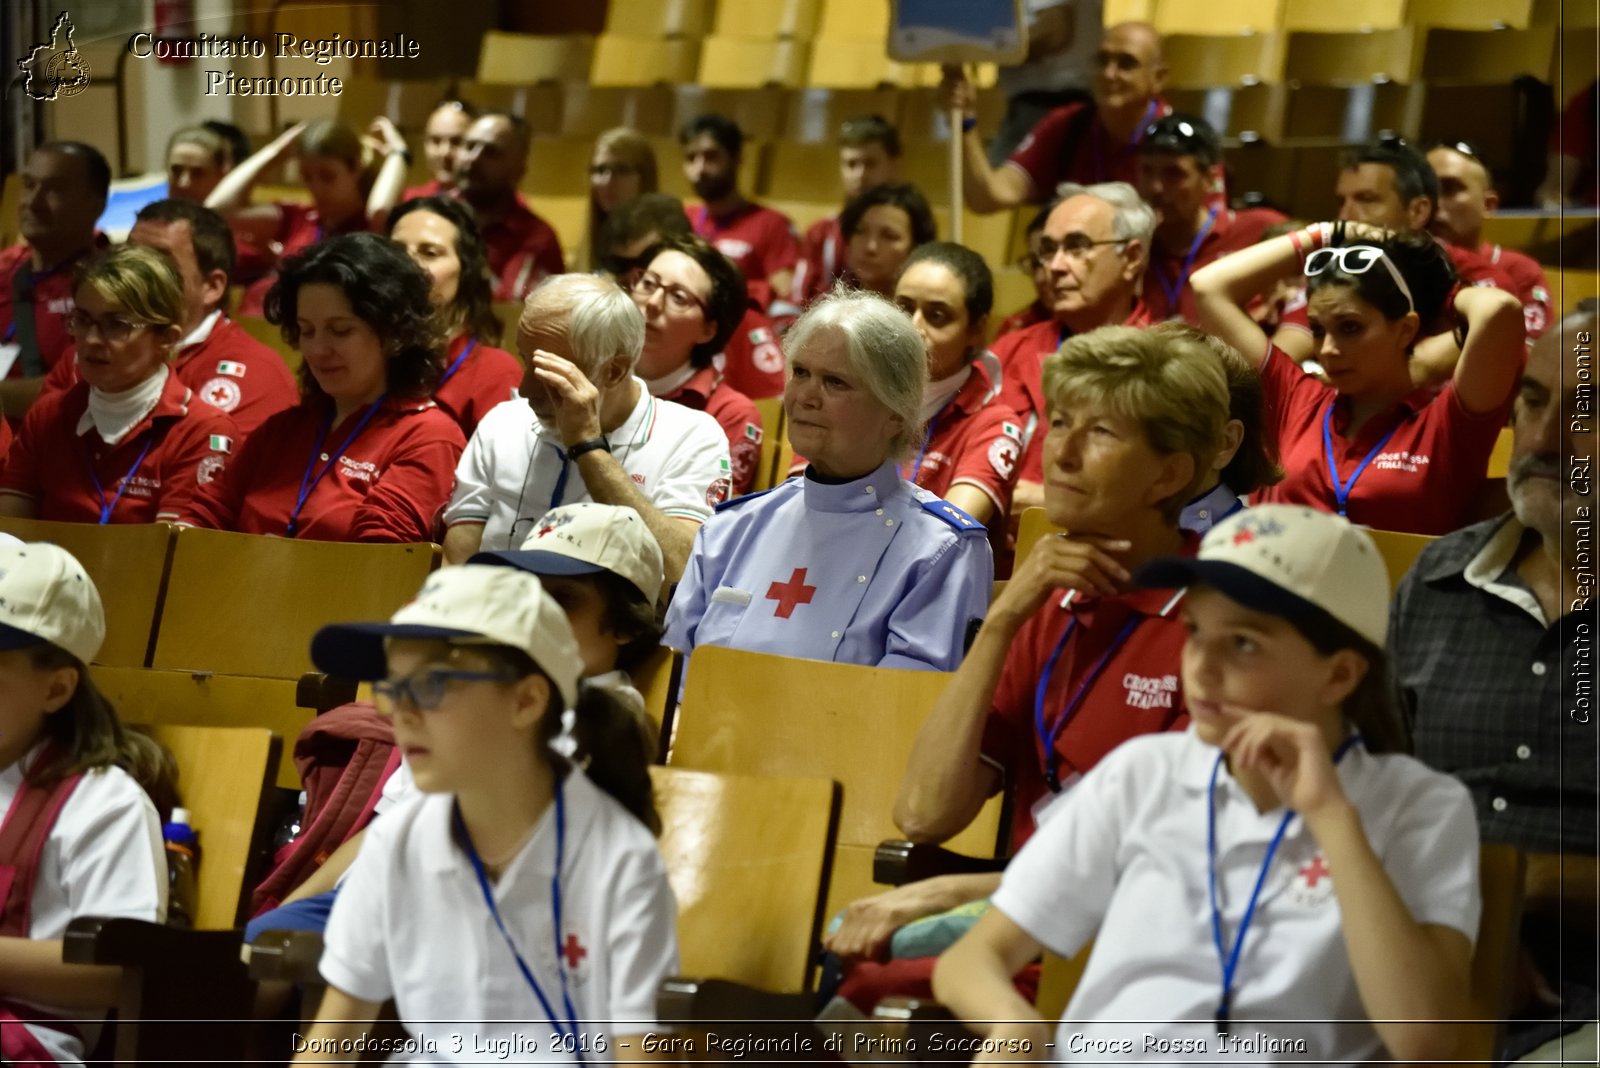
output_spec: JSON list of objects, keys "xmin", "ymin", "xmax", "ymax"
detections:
[
  {"xmin": 644, "ymin": 362, "xmax": 697, "ymax": 398},
  {"xmin": 921, "ymin": 365, "xmax": 971, "ymax": 424},
  {"xmin": 79, "ymin": 365, "xmax": 169, "ymax": 445}
]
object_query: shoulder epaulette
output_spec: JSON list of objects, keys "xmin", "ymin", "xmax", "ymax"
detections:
[
  {"xmin": 919, "ymin": 496, "xmax": 986, "ymax": 534},
  {"xmin": 714, "ymin": 485, "xmax": 779, "ymax": 513}
]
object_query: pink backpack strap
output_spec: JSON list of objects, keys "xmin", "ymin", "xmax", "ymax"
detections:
[{"xmin": 0, "ymin": 747, "xmax": 84, "ymax": 939}]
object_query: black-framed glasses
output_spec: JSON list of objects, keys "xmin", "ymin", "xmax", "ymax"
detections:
[
  {"xmin": 1304, "ymin": 245, "xmax": 1415, "ymax": 314},
  {"xmin": 1038, "ymin": 234, "xmax": 1127, "ymax": 261},
  {"xmin": 373, "ymin": 668, "xmax": 518, "ymax": 713},
  {"xmin": 66, "ymin": 310, "xmax": 153, "ymax": 343},
  {"xmin": 632, "ymin": 272, "xmax": 707, "ymax": 314}
]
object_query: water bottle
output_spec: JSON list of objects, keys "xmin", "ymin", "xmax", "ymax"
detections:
[
  {"xmin": 274, "ymin": 791, "xmax": 307, "ymax": 853},
  {"xmin": 162, "ymin": 807, "xmax": 199, "ymax": 930}
]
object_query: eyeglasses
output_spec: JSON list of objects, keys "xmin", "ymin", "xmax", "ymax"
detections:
[
  {"xmin": 372, "ymin": 667, "xmax": 518, "ymax": 713},
  {"xmin": 632, "ymin": 272, "xmax": 706, "ymax": 314},
  {"xmin": 66, "ymin": 311, "xmax": 154, "ymax": 343},
  {"xmin": 1304, "ymin": 245, "xmax": 1415, "ymax": 314},
  {"xmin": 589, "ymin": 162, "xmax": 639, "ymax": 179},
  {"xmin": 1038, "ymin": 234, "xmax": 1128, "ymax": 262}
]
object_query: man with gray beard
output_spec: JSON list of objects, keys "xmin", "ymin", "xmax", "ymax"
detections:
[{"xmin": 1389, "ymin": 303, "xmax": 1597, "ymax": 1063}]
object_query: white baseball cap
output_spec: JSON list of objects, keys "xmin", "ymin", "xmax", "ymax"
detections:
[
  {"xmin": 0, "ymin": 542, "xmax": 106, "ymax": 665},
  {"xmin": 1136, "ymin": 504, "xmax": 1389, "ymax": 648},
  {"xmin": 470, "ymin": 503, "xmax": 665, "ymax": 607},
  {"xmin": 310, "ymin": 565, "xmax": 583, "ymax": 709}
]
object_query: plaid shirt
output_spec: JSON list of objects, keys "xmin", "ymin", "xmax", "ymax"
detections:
[{"xmin": 1389, "ymin": 514, "xmax": 1596, "ymax": 854}]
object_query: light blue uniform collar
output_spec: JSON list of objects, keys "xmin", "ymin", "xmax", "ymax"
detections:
[{"xmin": 801, "ymin": 460, "xmax": 904, "ymax": 514}]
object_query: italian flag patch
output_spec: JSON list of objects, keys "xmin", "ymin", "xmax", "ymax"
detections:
[
  {"xmin": 216, "ymin": 361, "xmax": 246, "ymax": 377},
  {"xmin": 209, "ymin": 435, "xmax": 233, "ymax": 453}
]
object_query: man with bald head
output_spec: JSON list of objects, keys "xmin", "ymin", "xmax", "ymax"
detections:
[
  {"xmin": 454, "ymin": 112, "xmax": 565, "ymax": 302},
  {"xmin": 943, "ymin": 22, "xmax": 1168, "ymax": 214},
  {"xmin": 442, "ymin": 274, "xmax": 730, "ymax": 578},
  {"xmin": 990, "ymin": 182, "xmax": 1156, "ymax": 513},
  {"xmin": 1390, "ymin": 304, "xmax": 1597, "ymax": 1062},
  {"xmin": 0, "ymin": 142, "xmax": 110, "ymax": 415},
  {"xmin": 1427, "ymin": 140, "xmax": 1553, "ymax": 340}
]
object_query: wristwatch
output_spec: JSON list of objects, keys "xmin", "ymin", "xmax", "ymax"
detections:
[{"xmin": 566, "ymin": 437, "xmax": 610, "ymax": 459}]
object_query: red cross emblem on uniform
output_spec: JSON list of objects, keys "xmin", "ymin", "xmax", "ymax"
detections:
[
  {"xmin": 562, "ymin": 934, "xmax": 587, "ymax": 968},
  {"xmin": 766, "ymin": 567, "xmax": 817, "ymax": 619},
  {"xmin": 208, "ymin": 385, "xmax": 230, "ymax": 404},
  {"xmin": 1232, "ymin": 527, "xmax": 1256, "ymax": 546},
  {"xmin": 1299, "ymin": 854, "xmax": 1330, "ymax": 888}
]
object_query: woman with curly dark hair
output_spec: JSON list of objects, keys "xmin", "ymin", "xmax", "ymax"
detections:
[
  {"xmin": 180, "ymin": 233, "xmax": 465, "ymax": 542},
  {"xmin": 387, "ymin": 196, "xmax": 521, "ymax": 438}
]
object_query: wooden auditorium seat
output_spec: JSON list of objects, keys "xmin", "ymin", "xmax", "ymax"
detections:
[
  {"xmin": 63, "ymin": 724, "xmax": 280, "ymax": 1063},
  {"xmin": 0, "ymin": 518, "xmax": 173, "ymax": 668},
  {"xmin": 714, "ymin": 0, "xmax": 822, "ymax": 39},
  {"xmin": 749, "ymin": 396, "xmax": 788, "ymax": 493},
  {"xmin": 235, "ymin": 315, "xmax": 302, "ymax": 375},
  {"xmin": 150, "ymin": 528, "xmax": 438, "ymax": 679},
  {"xmin": 476, "ymin": 31, "xmax": 594, "ymax": 85},
  {"xmin": 667, "ymin": 646, "xmax": 1009, "ymax": 927},
  {"xmin": 606, "ymin": 0, "xmax": 715, "ymax": 37},
  {"xmin": 698, "ymin": 37, "xmax": 812, "ymax": 89},
  {"xmin": 590, "ymin": 36, "xmax": 702, "ymax": 87}
]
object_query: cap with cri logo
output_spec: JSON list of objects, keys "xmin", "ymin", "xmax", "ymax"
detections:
[
  {"xmin": 469, "ymin": 502, "xmax": 665, "ymax": 608},
  {"xmin": 0, "ymin": 541, "xmax": 105, "ymax": 665}
]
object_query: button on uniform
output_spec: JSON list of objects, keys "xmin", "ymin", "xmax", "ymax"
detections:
[
  {"xmin": 1516, "ymin": 745, "xmax": 1531, "ymax": 760},
  {"xmin": 1531, "ymin": 661, "xmax": 1547, "ymax": 676},
  {"xmin": 1492, "ymin": 797, "xmax": 1508, "ymax": 812}
]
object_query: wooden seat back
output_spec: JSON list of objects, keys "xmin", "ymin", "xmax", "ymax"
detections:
[
  {"xmin": 670, "ymin": 646, "xmax": 1008, "ymax": 924},
  {"xmin": 99, "ymin": 667, "xmax": 314, "ymax": 791},
  {"xmin": 0, "ymin": 518, "xmax": 174, "ymax": 668},
  {"xmin": 1464, "ymin": 843, "xmax": 1527, "ymax": 1062},
  {"xmin": 147, "ymin": 723, "xmax": 280, "ymax": 929},
  {"xmin": 751, "ymin": 396, "xmax": 787, "ymax": 492},
  {"xmin": 1367, "ymin": 528, "xmax": 1437, "ymax": 591},
  {"xmin": 151, "ymin": 528, "xmax": 438, "ymax": 678},
  {"xmin": 654, "ymin": 766, "xmax": 839, "ymax": 992}
]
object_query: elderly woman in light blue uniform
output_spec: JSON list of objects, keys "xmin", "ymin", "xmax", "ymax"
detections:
[{"xmin": 663, "ymin": 288, "xmax": 993, "ymax": 672}]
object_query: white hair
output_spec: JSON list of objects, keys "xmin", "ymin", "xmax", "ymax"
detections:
[
  {"xmin": 784, "ymin": 286, "xmax": 927, "ymax": 457},
  {"xmin": 1056, "ymin": 180, "xmax": 1157, "ymax": 249},
  {"xmin": 520, "ymin": 273, "xmax": 645, "ymax": 374}
]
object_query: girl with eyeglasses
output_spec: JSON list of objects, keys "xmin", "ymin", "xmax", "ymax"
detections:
[
  {"xmin": 0, "ymin": 246, "xmax": 234, "ymax": 524},
  {"xmin": 628, "ymin": 235, "xmax": 763, "ymax": 495},
  {"xmin": 294, "ymin": 564, "xmax": 675, "ymax": 1065},
  {"xmin": 586, "ymin": 129, "xmax": 658, "ymax": 272},
  {"xmin": 1192, "ymin": 225, "xmax": 1524, "ymax": 536},
  {"xmin": 388, "ymin": 196, "xmax": 522, "ymax": 439}
]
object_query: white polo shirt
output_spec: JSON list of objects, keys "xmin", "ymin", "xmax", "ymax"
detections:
[
  {"xmin": 992, "ymin": 728, "xmax": 1480, "ymax": 1064},
  {"xmin": 1, "ymin": 750, "xmax": 166, "ymax": 1065},
  {"xmin": 444, "ymin": 384, "xmax": 732, "ymax": 552},
  {"xmin": 320, "ymin": 768, "xmax": 678, "ymax": 1063}
]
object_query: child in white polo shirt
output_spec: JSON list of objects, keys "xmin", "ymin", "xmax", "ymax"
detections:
[
  {"xmin": 0, "ymin": 542, "xmax": 167, "ymax": 1067},
  {"xmin": 294, "ymin": 564, "xmax": 677, "ymax": 1064},
  {"xmin": 932, "ymin": 505, "xmax": 1482, "ymax": 1064}
]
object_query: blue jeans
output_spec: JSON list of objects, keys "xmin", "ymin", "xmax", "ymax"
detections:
[{"xmin": 245, "ymin": 888, "xmax": 339, "ymax": 943}]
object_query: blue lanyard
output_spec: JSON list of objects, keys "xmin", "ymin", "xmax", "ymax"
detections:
[
  {"xmin": 286, "ymin": 397, "xmax": 386, "ymax": 537},
  {"xmin": 1032, "ymin": 596, "xmax": 1146, "ymax": 792},
  {"xmin": 909, "ymin": 409, "xmax": 945, "ymax": 482},
  {"xmin": 3, "ymin": 322, "xmax": 14, "ymax": 343},
  {"xmin": 548, "ymin": 441, "xmax": 573, "ymax": 512},
  {"xmin": 1321, "ymin": 405, "xmax": 1404, "ymax": 518},
  {"xmin": 456, "ymin": 781, "xmax": 585, "ymax": 1056},
  {"xmin": 86, "ymin": 433, "xmax": 156, "ymax": 524},
  {"xmin": 1157, "ymin": 206, "xmax": 1219, "ymax": 312},
  {"xmin": 1207, "ymin": 733, "xmax": 1363, "ymax": 1030},
  {"xmin": 1092, "ymin": 99, "xmax": 1160, "ymax": 182},
  {"xmin": 439, "ymin": 338, "xmax": 477, "ymax": 388}
]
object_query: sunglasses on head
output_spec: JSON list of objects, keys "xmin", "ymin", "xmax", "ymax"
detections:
[{"xmin": 1304, "ymin": 245, "xmax": 1415, "ymax": 314}]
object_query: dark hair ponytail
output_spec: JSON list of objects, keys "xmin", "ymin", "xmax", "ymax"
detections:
[
  {"xmin": 28, "ymin": 646, "xmax": 180, "ymax": 817},
  {"xmin": 563, "ymin": 685, "xmax": 660, "ymax": 835},
  {"xmin": 1292, "ymin": 615, "xmax": 1412, "ymax": 755}
]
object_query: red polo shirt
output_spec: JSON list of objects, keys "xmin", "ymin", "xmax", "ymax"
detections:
[
  {"xmin": 718, "ymin": 305, "xmax": 786, "ymax": 400},
  {"xmin": 0, "ymin": 372, "xmax": 236, "ymax": 523},
  {"xmin": 995, "ymin": 301, "xmax": 1049, "ymax": 340},
  {"xmin": 0, "ymin": 418, "xmax": 10, "ymax": 459},
  {"xmin": 691, "ymin": 201, "xmax": 800, "ymax": 290},
  {"xmin": 237, "ymin": 204, "xmax": 372, "ymax": 317},
  {"xmin": 1007, "ymin": 98, "xmax": 1171, "ymax": 198},
  {"xmin": 1479, "ymin": 242, "xmax": 1552, "ymax": 339},
  {"xmin": 432, "ymin": 333, "xmax": 522, "ymax": 440},
  {"xmin": 794, "ymin": 214, "xmax": 844, "ymax": 305},
  {"xmin": 1256, "ymin": 343, "xmax": 1511, "ymax": 535},
  {"xmin": 402, "ymin": 178, "xmax": 449, "ymax": 201},
  {"xmin": 660, "ymin": 366, "xmax": 764, "ymax": 496},
  {"xmin": 42, "ymin": 314, "xmax": 298, "ymax": 436},
  {"xmin": 181, "ymin": 395, "xmax": 465, "ymax": 543},
  {"xmin": 0, "ymin": 240, "xmax": 104, "ymax": 378},
  {"xmin": 910, "ymin": 362, "xmax": 1024, "ymax": 519},
  {"xmin": 994, "ymin": 300, "xmax": 1156, "ymax": 482},
  {"xmin": 481, "ymin": 199, "xmax": 565, "ymax": 303},
  {"xmin": 1142, "ymin": 206, "xmax": 1288, "ymax": 324},
  {"xmin": 983, "ymin": 571, "xmax": 1193, "ymax": 851}
]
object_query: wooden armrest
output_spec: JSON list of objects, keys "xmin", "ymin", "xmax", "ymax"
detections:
[
  {"xmin": 657, "ymin": 977, "xmax": 819, "ymax": 1023},
  {"xmin": 296, "ymin": 672, "xmax": 360, "ymax": 713},
  {"xmin": 872, "ymin": 996, "xmax": 983, "ymax": 1063},
  {"xmin": 247, "ymin": 928, "xmax": 327, "ymax": 985},
  {"xmin": 62, "ymin": 917, "xmax": 253, "ymax": 1063},
  {"xmin": 874, "ymin": 840, "xmax": 1006, "ymax": 886},
  {"xmin": 1525, "ymin": 852, "xmax": 1599, "ymax": 922}
]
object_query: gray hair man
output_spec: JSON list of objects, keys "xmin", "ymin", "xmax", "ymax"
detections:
[{"xmin": 443, "ymin": 274, "xmax": 732, "ymax": 579}]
